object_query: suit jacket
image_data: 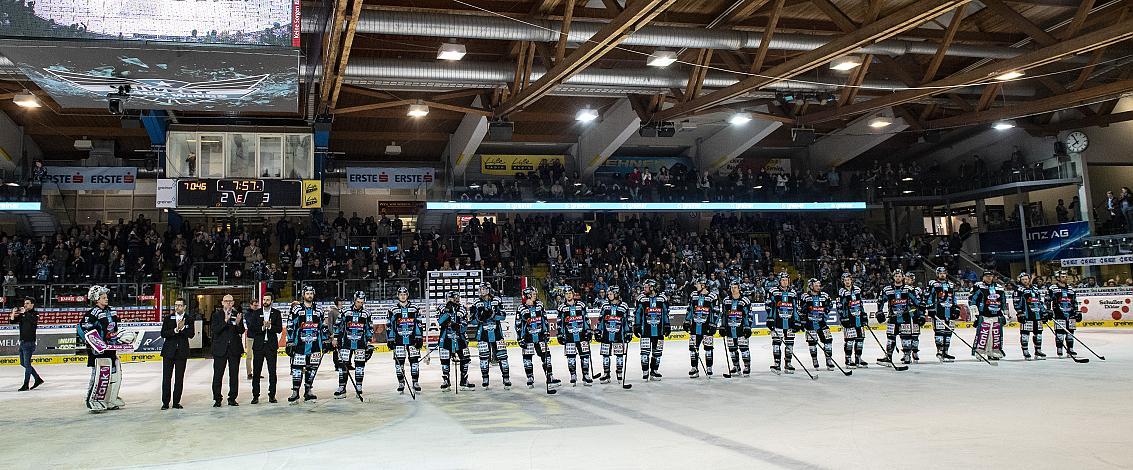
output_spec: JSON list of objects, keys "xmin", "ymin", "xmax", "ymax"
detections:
[
  {"xmin": 160, "ymin": 313, "xmax": 196, "ymax": 359},
  {"xmin": 210, "ymin": 309, "xmax": 246, "ymax": 358},
  {"xmin": 245, "ymin": 307, "xmax": 283, "ymax": 353}
]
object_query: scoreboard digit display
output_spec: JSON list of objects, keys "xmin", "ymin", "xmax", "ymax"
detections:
[{"xmin": 176, "ymin": 179, "xmax": 320, "ymax": 208}]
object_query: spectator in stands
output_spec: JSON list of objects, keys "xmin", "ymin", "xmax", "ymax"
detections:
[
  {"xmin": 1121, "ymin": 187, "xmax": 1133, "ymax": 233},
  {"xmin": 9, "ymin": 297, "xmax": 43, "ymax": 391},
  {"xmin": 1056, "ymin": 199, "xmax": 1069, "ymax": 223}
]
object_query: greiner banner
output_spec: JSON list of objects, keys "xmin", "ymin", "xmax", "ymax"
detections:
[
  {"xmin": 480, "ymin": 155, "xmax": 566, "ymax": 176},
  {"xmin": 978, "ymin": 221, "xmax": 1090, "ymax": 261},
  {"xmin": 42, "ymin": 166, "xmax": 137, "ymax": 190},
  {"xmin": 346, "ymin": 167, "xmax": 435, "ymax": 189}
]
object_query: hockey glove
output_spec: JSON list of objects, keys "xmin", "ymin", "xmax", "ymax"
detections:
[
  {"xmin": 875, "ymin": 312, "xmax": 887, "ymax": 324},
  {"xmin": 663, "ymin": 324, "xmax": 672, "ymax": 336},
  {"xmin": 914, "ymin": 315, "xmax": 926, "ymax": 326},
  {"xmin": 386, "ymin": 339, "xmax": 396, "ymax": 350},
  {"xmin": 413, "ymin": 337, "xmax": 424, "ymax": 349},
  {"xmin": 285, "ymin": 344, "xmax": 294, "ymax": 357},
  {"xmin": 742, "ymin": 328, "xmax": 752, "ymax": 338}
]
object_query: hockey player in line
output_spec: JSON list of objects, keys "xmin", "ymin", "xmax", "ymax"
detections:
[
  {"xmin": 837, "ymin": 273, "xmax": 869, "ymax": 368},
  {"xmin": 515, "ymin": 287, "xmax": 560, "ymax": 392},
  {"xmin": 635, "ymin": 279, "xmax": 671, "ymax": 381},
  {"xmin": 925, "ymin": 267, "xmax": 958, "ymax": 362},
  {"xmin": 905, "ymin": 271, "xmax": 927, "ymax": 362},
  {"xmin": 1014, "ymin": 272, "xmax": 1049, "ymax": 360},
  {"xmin": 684, "ymin": 276, "xmax": 718, "ymax": 378},
  {"xmin": 470, "ymin": 283, "xmax": 511, "ymax": 389},
  {"xmin": 557, "ymin": 286, "xmax": 594, "ymax": 386},
  {"xmin": 765, "ymin": 272, "xmax": 800, "ymax": 375},
  {"xmin": 386, "ymin": 287, "xmax": 424, "ymax": 394},
  {"xmin": 969, "ymin": 272, "xmax": 1007, "ymax": 360},
  {"xmin": 80, "ymin": 285, "xmax": 135, "ymax": 413},
  {"xmin": 718, "ymin": 280, "xmax": 753, "ymax": 376},
  {"xmin": 287, "ymin": 284, "xmax": 330, "ymax": 403},
  {"xmin": 437, "ymin": 291, "xmax": 476, "ymax": 391},
  {"xmin": 596, "ymin": 286, "xmax": 633, "ymax": 384},
  {"xmin": 876, "ymin": 270, "xmax": 921, "ymax": 365},
  {"xmin": 800, "ymin": 278, "xmax": 836, "ymax": 371},
  {"xmin": 1048, "ymin": 270, "xmax": 1082, "ymax": 358},
  {"xmin": 332, "ymin": 291, "xmax": 374, "ymax": 401}
]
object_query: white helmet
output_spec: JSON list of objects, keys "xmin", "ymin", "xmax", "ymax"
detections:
[{"xmin": 87, "ymin": 285, "xmax": 110, "ymax": 303}]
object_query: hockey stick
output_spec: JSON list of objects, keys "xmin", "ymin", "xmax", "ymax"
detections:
[
  {"xmin": 721, "ymin": 335, "xmax": 734, "ymax": 379},
  {"xmin": 620, "ymin": 338, "xmax": 633, "ymax": 389},
  {"xmin": 866, "ymin": 326, "xmax": 908, "ymax": 371},
  {"xmin": 828, "ymin": 343, "xmax": 853, "ymax": 376},
  {"xmin": 937, "ymin": 321, "xmax": 997, "ymax": 367},
  {"xmin": 1064, "ymin": 328, "xmax": 1105, "ymax": 361},
  {"xmin": 789, "ymin": 349, "xmax": 817, "ymax": 380},
  {"xmin": 542, "ymin": 343, "xmax": 558, "ymax": 395},
  {"xmin": 1044, "ymin": 324, "xmax": 1092, "ymax": 363},
  {"xmin": 345, "ymin": 362, "xmax": 364, "ymax": 402}
]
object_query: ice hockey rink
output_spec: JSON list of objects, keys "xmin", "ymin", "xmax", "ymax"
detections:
[{"xmin": 1, "ymin": 329, "xmax": 1129, "ymax": 470}]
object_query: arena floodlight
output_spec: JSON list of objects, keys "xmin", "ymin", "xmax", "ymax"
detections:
[
  {"xmin": 829, "ymin": 56, "xmax": 862, "ymax": 71},
  {"xmin": 729, "ymin": 112, "xmax": 753, "ymax": 125},
  {"xmin": 647, "ymin": 50, "xmax": 678, "ymax": 67},
  {"xmin": 992, "ymin": 119, "xmax": 1016, "ymax": 130},
  {"xmin": 994, "ymin": 70, "xmax": 1024, "ymax": 81},
  {"xmin": 437, "ymin": 43, "xmax": 467, "ymax": 61},
  {"xmin": 13, "ymin": 92, "xmax": 40, "ymax": 108},
  {"xmin": 407, "ymin": 100, "xmax": 429, "ymax": 118},
  {"xmin": 867, "ymin": 116, "xmax": 893, "ymax": 128},
  {"xmin": 576, "ymin": 107, "xmax": 599, "ymax": 122}
]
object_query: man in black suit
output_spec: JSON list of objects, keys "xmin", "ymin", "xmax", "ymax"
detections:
[
  {"xmin": 160, "ymin": 298, "xmax": 195, "ymax": 410},
  {"xmin": 211, "ymin": 294, "xmax": 244, "ymax": 407},
  {"xmin": 246, "ymin": 292, "xmax": 283, "ymax": 403}
]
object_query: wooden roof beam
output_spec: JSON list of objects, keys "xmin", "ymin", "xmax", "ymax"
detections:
[
  {"xmin": 653, "ymin": 0, "xmax": 970, "ymax": 121},
  {"xmin": 800, "ymin": 18, "xmax": 1133, "ymax": 124},
  {"xmin": 926, "ymin": 79, "xmax": 1133, "ymax": 129},
  {"xmin": 494, "ymin": 0, "xmax": 677, "ymax": 117}
]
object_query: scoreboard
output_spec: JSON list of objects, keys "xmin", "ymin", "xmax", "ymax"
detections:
[{"xmin": 176, "ymin": 179, "xmax": 321, "ymax": 208}]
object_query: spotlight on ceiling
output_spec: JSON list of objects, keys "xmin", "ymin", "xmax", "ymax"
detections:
[
  {"xmin": 437, "ymin": 43, "xmax": 467, "ymax": 61},
  {"xmin": 992, "ymin": 119, "xmax": 1016, "ymax": 130},
  {"xmin": 647, "ymin": 49, "xmax": 678, "ymax": 67},
  {"xmin": 829, "ymin": 56, "xmax": 862, "ymax": 71},
  {"xmin": 407, "ymin": 100, "xmax": 429, "ymax": 118},
  {"xmin": 729, "ymin": 112, "xmax": 753, "ymax": 125},
  {"xmin": 993, "ymin": 70, "xmax": 1024, "ymax": 81},
  {"xmin": 13, "ymin": 92, "xmax": 40, "ymax": 108},
  {"xmin": 576, "ymin": 107, "xmax": 599, "ymax": 122},
  {"xmin": 867, "ymin": 116, "xmax": 893, "ymax": 128}
]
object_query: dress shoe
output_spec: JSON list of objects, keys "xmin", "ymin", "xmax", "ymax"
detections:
[
  {"xmin": 172, "ymin": 404, "xmax": 183, "ymax": 409},
  {"xmin": 161, "ymin": 405, "xmax": 169, "ymax": 410},
  {"xmin": 227, "ymin": 400, "xmax": 239, "ymax": 406}
]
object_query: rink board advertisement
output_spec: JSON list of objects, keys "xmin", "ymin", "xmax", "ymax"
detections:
[
  {"xmin": 0, "ymin": 39, "xmax": 299, "ymax": 112},
  {"xmin": 0, "ymin": 0, "xmax": 298, "ymax": 47}
]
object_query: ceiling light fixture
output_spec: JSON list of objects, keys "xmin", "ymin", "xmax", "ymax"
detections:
[
  {"xmin": 994, "ymin": 70, "xmax": 1024, "ymax": 81},
  {"xmin": 729, "ymin": 112, "xmax": 753, "ymax": 125},
  {"xmin": 992, "ymin": 119, "xmax": 1016, "ymax": 130},
  {"xmin": 13, "ymin": 92, "xmax": 40, "ymax": 108},
  {"xmin": 407, "ymin": 100, "xmax": 429, "ymax": 118},
  {"xmin": 867, "ymin": 116, "xmax": 893, "ymax": 128},
  {"xmin": 647, "ymin": 50, "xmax": 678, "ymax": 67},
  {"xmin": 829, "ymin": 56, "xmax": 862, "ymax": 71},
  {"xmin": 576, "ymin": 107, "xmax": 599, "ymax": 122},
  {"xmin": 437, "ymin": 43, "xmax": 467, "ymax": 61}
]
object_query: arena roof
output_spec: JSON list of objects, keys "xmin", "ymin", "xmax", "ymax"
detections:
[{"xmin": 0, "ymin": 0, "xmax": 1130, "ymax": 164}]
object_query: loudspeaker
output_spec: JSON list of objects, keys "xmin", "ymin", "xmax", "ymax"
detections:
[{"xmin": 488, "ymin": 120, "xmax": 513, "ymax": 141}]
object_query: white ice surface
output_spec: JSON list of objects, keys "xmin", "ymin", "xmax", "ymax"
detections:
[{"xmin": 2, "ymin": 329, "xmax": 1131, "ymax": 470}]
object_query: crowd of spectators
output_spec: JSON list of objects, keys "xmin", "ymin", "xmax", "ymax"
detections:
[{"xmin": 1097, "ymin": 187, "xmax": 1133, "ymax": 235}]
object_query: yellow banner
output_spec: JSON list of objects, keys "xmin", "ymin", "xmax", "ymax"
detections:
[
  {"xmin": 302, "ymin": 179, "xmax": 322, "ymax": 208},
  {"xmin": 480, "ymin": 155, "xmax": 565, "ymax": 176}
]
